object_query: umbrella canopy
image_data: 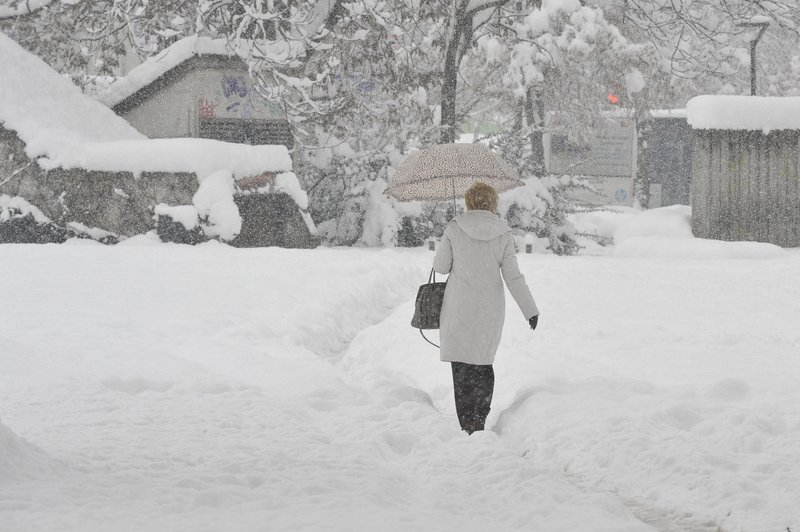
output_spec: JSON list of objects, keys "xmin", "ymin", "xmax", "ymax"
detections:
[{"xmin": 386, "ymin": 143, "xmax": 524, "ymax": 202}]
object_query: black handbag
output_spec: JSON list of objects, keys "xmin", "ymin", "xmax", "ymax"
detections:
[{"xmin": 411, "ymin": 268, "xmax": 447, "ymax": 348}]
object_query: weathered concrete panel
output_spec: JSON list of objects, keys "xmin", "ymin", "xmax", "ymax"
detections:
[
  {"xmin": 3, "ymin": 127, "xmax": 195, "ymax": 235},
  {"xmin": 231, "ymin": 192, "xmax": 318, "ymax": 249},
  {"xmin": 691, "ymin": 129, "xmax": 800, "ymax": 247}
]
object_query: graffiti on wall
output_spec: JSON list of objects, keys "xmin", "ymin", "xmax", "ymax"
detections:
[
  {"xmin": 198, "ymin": 97, "xmax": 216, "ymax": 119},
  {"xmin": 197, "ymin": 71, "xmax": 283, "ymax": 121},
  {"xmin": 222, "ymin": 74, "xmax": 248, "ymax": 99}
]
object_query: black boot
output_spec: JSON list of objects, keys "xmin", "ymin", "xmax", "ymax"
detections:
[
  {"xmin": 451, "ymin": 362, "xmax": 494, "ymax": 434},
  {"xmin": 462, "ymin": 421, "xmax": 485, "ymax": 435}
]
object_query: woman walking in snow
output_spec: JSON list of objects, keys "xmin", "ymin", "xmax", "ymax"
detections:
[{"xmin": 433, "ymin": 182, "xmax": 539, "ymax": 435}]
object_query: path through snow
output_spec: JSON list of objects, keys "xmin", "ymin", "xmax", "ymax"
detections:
[{"xmin": 1, "ymin": 242, "xmax": 799, "ymax": 531}]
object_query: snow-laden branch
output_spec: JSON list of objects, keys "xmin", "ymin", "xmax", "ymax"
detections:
[
  {"xmin": 0, "ymin": 0, "xmax": 54, "ymax": 19},
  {"xmin": 465, "ymin": 0, "xmax": 509, "ymax": 15},
  {"xmin": 0, "ymin": 161, "xmax": 32, "ymax": 189}
]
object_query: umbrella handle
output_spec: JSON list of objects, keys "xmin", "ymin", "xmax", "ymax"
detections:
[{"xmin": 451, "ymin": 177, "xmax": 456, "ymax": 219}]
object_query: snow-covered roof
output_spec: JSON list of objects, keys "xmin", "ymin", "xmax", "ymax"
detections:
[
  {"xmin": 687, "ymin": 95, "xmax": 800, "ymax": 132},
  {"xmin": 0, "ymin": 31, "xmax": 145, "ymax": 158},
  {"xmin": 96, "ymin": 34, "xmax": 243, "ymax": 109},
  {"xmin": 0, "ymin": 32, "xmax": 292, "ymax": 178},
  {"xmin": 0, "ymin": 33, "xmax": 145, "ymax": 149},
  {"xmin": 650, "ymin": 109, "xmax": 687, "ymax": 119}
]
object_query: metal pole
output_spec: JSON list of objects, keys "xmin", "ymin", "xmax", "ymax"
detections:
[
  {"xmin": 750, "ymin": 39, "xmax": 757, "ymax": 96},
  {"xmin": 738, "ymin": 21, "xmax": 769, "ymax": 96}
]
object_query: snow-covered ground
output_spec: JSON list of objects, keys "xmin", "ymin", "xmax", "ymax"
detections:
[{"xmin": 2, "ymin": 220, "xmax": 799, "ymax": 531}]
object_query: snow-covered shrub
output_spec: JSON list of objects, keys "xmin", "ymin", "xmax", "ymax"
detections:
[
  {"xmin": 152, "ymin": 171, "xmax": 240, "ymax": 245},
  {"xmin": 396, "ymin": 217, "xmax": 424, "ymax": 247},
  {"xmin": 306, "ymin": 149, "xmax": 391, "ymax": 246},
  {"xmin": 489, "ymin": 132, "xmax": 583, "ymax": 255},
  {"xmin": 305, "ymin": 139, "xmax": 580, "ymax": 252},
  {"xmin": 0, "ymin": 213, "xmax": 68, "ymax": 244},
  {"xmin": 395, "ymin": 203, "xmax": 462, "ymax": 247},
  {"xmin": 0, "ymin": 195, "xmax": 67, "ymax": 244},
  {"xmin": 192, "ymin": 170, "xmax": 241, "ymax": 242},
  {"xmin": 0, "ymin": 195, "xmax": 123, "ymax": 244},
  {"xmin": 154, "ymin": 204, "xmax": 206, "ymax": 245},
  {"xmin": 497, "ymin": 177, "xmax": 581, "ymax": 255}
]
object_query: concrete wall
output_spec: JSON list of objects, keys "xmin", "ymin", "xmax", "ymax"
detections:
[
  {"xmin": 120, "ymin": 60, "xmax": 285, "ymax": 139},
  {"xmin": 1, "ymin": 128, "xmax": 195, "ymax": 236},
  {"xmin": 691, "ymin": 129, "xmax": 800, "ymax": 247},
  {"xmin": 2, "ymin": 127, "xmax": 315, "ymax": 247},
  {"xmin": 0, "ymin": 128, "xmax": 40, "ymax": 201}
]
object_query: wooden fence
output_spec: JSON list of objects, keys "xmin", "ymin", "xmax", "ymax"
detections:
[{"xmin": 691, "ymin": 129, "xmax": 800, "ymax": 247}]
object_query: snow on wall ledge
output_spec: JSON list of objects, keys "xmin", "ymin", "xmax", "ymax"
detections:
[
  {"xmin": 36, "ymin": 138, "xmax": 293, "ymax": 181},
  {"xmin": 687, "ymin": 95, "xmax": 800, "ymax": 133}
]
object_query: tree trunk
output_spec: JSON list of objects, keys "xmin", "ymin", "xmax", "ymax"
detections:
[
  {"xmin": 439, "ymin": 5, "xmax": 474, "ymax": 144},
  {"xmin": 440, "ymin": 33, "xmax": 461, "ymax": 144},
  {"xmin": 525, "ymin": 86, "xmax": 546, "ymax": 176}
]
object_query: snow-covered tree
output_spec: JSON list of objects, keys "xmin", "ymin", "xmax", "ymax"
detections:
[
  {"xmin": 451, "ymin": 0, "xmax": 663, "ymax": 244},
  {"xmin": 594, "ymin": 0, "xmax": 800, "ymax": 100},
  {"xmin": 14, "ymin": 0, "xmax": 769, "ymax": 249}
]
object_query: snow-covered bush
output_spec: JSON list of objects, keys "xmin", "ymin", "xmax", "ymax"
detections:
[
  {"xmin": 192, "ymin": 170, "xmax": 241, "ymax": 242},
  {"xmin": 0, "ymin": 194, "xmax": 123, "ymax": 244},
  {"xmin": 498, "ymin": 176, "xmax": 582, "ymax": 256},
  {"xmin": 1, "ymin": 195, "xmax": 58, "ymax": 243},
  {"xmin": 305, "ymin": 139, "xmax": 577, "ymax": 251},
  {"xmin": 307, "ymin": 149, "xmax": 394, "ymax": 246},
  {"xmin": 306, "ymin": 147, "xmax": 465, "ymax": 248},
  {"xmin": 489, "ymin": 130, "xmax": 584, "ymax": 255},
  {"xmin": 395, "ymin": 203, "xmax": 462, "ymax": 248},
  {"xmin": 152, "ymin": 171, "xmax": 241, "ymax": 245},
  {"xmin": 154, "ymin": 204, "xmax": 206, "ymax": 245},
  {"xmin": 0, "ymin": 212, "xmax": 68, "ymax": 244},
  {"xmin": 0, "ymin": 195, "xmax": 66, "ymax": 243}
]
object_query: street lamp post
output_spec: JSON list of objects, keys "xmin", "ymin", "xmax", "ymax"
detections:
[{"xmin": 738, "ymin": 20, "xmax": 770, "ymax": 96}]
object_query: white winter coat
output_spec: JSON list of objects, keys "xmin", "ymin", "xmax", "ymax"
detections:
[{"xmin": 432, "ymin": 210, "xmax": 539, "ymax": 365}]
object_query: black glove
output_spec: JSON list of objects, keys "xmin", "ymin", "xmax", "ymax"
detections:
[{"xmin": 529, "ymin": 315, "xmax": 539, "ymax": 331}]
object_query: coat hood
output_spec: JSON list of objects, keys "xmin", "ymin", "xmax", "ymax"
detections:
[{"xmin": 453, "ymin": 210, "xmax": 511, "ymax": 241}]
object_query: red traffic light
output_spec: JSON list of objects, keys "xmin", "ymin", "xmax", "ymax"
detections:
[{"xmin": 607, "ymin": 93, "xmax": 620, "ymax": 105}]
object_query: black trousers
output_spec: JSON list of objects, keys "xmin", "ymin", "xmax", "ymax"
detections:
[{"xmin": 451, "ymin": 362, "xmax": 495, "ymax": 433}]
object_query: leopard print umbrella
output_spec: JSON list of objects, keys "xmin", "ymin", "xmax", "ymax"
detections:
[{"xmin": 386, "ymin": 143, "xmax": 524, "ymax": 201}]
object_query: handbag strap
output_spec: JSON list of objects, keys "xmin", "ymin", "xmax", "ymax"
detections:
[
  {"xmin": 422, "ymin": 268, "xmax": 440, "ymax": 349},
  {"xmin": 419, "ymin": 329, "xmax": 440, "ymax": 349}
]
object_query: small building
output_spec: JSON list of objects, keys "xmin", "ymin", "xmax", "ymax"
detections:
[
  {"xmin": 687, "ymin": 95, "xmax": 800, "ymax": 247},
  {"xmin": 96, "ymin": 35, "xmax": 293, "ymax": 148},
  {"xmin": 547, "ymin": 114, "xmax": 637, "ymax": 206},
  {"xmin": 545, "ymin": 110, "xmax": 692, "ymax": 208},
  {"xmin": 0, "ymin": 32, "xmax": 315, "ymax": 247},
  {"xmin": 646, "ymin": 109, "xmax": 692, "ymax": 207}
]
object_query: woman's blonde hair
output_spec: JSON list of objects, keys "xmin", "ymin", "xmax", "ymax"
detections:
[{"xmin": 464, "ymin": 182, "xmax": 499, "ymax": 212}]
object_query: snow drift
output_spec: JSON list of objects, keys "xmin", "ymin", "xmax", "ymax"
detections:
[
  {"xmin": 0, "ymin": 417, "xmax": 52, "ymax": 483},
  {"xmin": 611, "ymin": 205, "xmax": 786, "ymax": 259}
]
